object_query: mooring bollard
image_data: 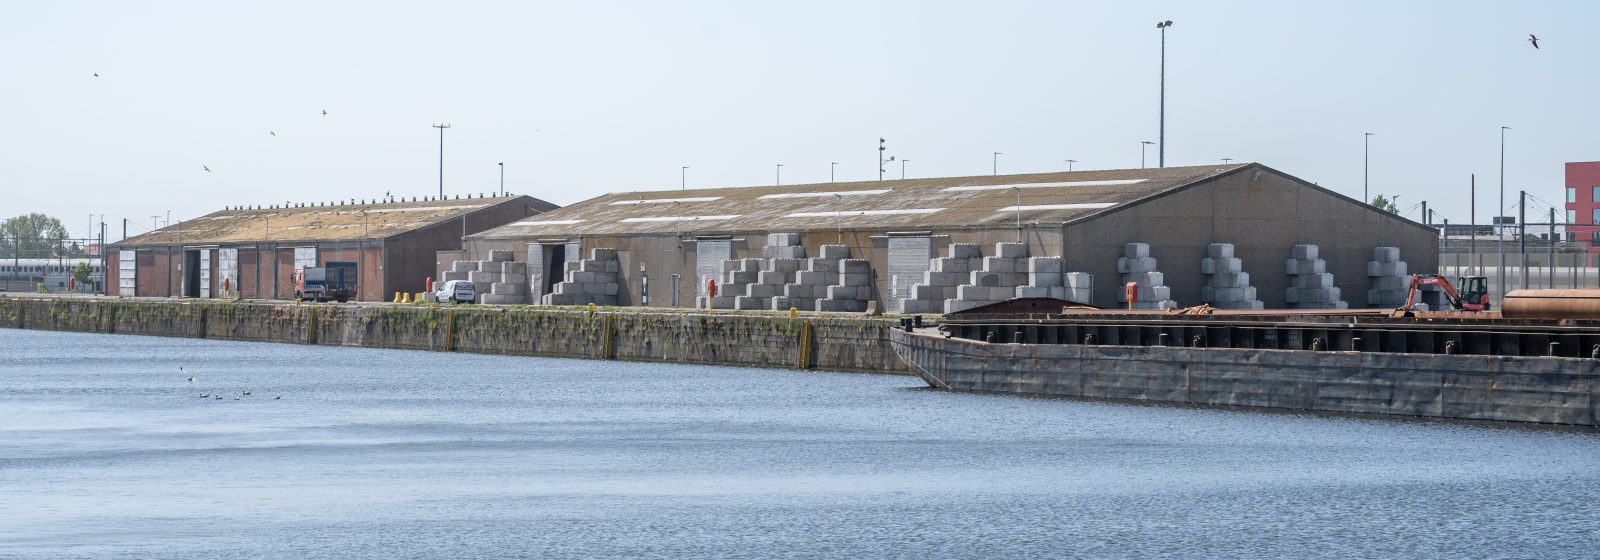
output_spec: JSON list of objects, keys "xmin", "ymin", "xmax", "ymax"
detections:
[
  {"xmin": 1311, "ymin": 338, "xmax": 1325, "ymax": 351},
  {"xmin": 1013, "ymin": 331, "xmax": 1024, "ymax": 344},
  {"xmin": 1192, "ymin": 335, "xmax": 1203, "ymax": 348},
  {"xmin": 986, "ymin": 331, "xmax": 996, "ymax": 343},
  {"xmin": 1444, "ymin": 340, "xmax": 1457, "ymax": 355},
  {"xmin": 1083, "ymin": 333, "xmax": 1096, "ymax": 346},
  {"xmin": 1549, "ymin": 342, "xmax": 1560, "ymax": 357},
  {"xmin": 1351, "ymin": 336, "xmax": 1362, "ymax": 352},
  {"xmin": 1592, "ymin": 344, "xmax": 1600, "ymax": 360},
  {"xmin": 1157, "ymin": 333, "xmax": 1168, "ymax": 347},
  {"xmin": 913, "ymin": 315, "xmax": 923, "ymax": 329}
]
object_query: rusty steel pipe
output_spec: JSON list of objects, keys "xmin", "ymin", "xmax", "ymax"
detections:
[{"xmin": 1501, "ymin": 289, "xmax": 1600, "ymax": 320}]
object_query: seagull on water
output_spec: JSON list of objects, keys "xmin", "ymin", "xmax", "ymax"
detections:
[
  {"xmin": 234, "ymin": 396, "xmax": 241, "ymax": 400},
  {"xmin": 272, "ymin": 396, "xmax": 281, "ymax": 400},
  {"xmin": 215, "ymin": 395, "xmax": 223, "ymax": 400},
  {"xmin": 243, "ymin": 391, "xmax": 251, "ymax": 396},
  {"xmin": 1529, "ymin": 34, "xmax": 1540, "ymax": 49}
]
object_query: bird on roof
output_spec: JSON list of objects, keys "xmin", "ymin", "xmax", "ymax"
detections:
[
  {"xmin": 1529, "ymin": 34, "xmax": 1539, "ymax": 49},
  {"xmin": 203, "ymin": 165, "xmax": 211, "ymax": 172}
]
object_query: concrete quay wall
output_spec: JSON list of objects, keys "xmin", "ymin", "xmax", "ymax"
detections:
[
  {"xmin": 1, "ymin": 297, "xmax": 908, "ymax": 374},
  {"xmin": 892, "ymin": 329, "xmax": 1599, "ymax": 426}
]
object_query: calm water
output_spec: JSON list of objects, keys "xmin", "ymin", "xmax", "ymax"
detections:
[{"xmin": 2, "ymin": 330, "xmax": 1598, "ymax": 559}]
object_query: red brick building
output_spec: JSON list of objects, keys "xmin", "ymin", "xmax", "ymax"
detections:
[
  {"xmin": 1565, "ymin": 161, "xmax": 1600, "ymax": 252},
  {"xmin": 108, "ymin": 194, "xmax": 557, "ymax": 301}
]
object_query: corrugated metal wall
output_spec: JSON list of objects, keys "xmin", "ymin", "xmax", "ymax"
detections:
[
  {"xmin": 695, "ymin": 240, "xmax": 730, "ymax": 295},
  {"xmin": 887, "ymin": 237, "xmax": 933, "ymax": 298}
]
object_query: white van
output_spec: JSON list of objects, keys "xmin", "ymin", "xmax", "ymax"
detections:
[{"xmin": 434, "ymin": 280, "xmax": 476, "ymax": 303}]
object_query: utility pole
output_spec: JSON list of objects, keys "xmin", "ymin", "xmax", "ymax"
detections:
[
  {"xmin": 433, "ymin": 123, "xmax": 452, "ymax": 199},
  {"xmin": 1470, "ymin": 174, "xmax": 1475, "ymax": 272},
  {"xmin": 1157, "ymin": 20, "xmax": 1174, "ymax": 168},
  {"xmin": 878, "ymin": 138, "xmax": 894, "ymax": 181},
  {"xmin": 498, "ymin": 162, "xmax": 504, "ymax": 196},
  {"xmin": 1065, "ymin": 159, "xmax": 1076, "ymax": 171},
  {"xmin": 1363, "ymin": 133, "xmax": 1374, "ymax": 203},
  {"xmin": 1012, "ymin": 186, "xmax": 1022, "ymax": 243},
  {"xmin": 1550, "ymin": 207, "xmax": 1557, "ymax": 289},
  {"xmin": 1499, "ymin": 126, "xmax": 1510, "ymax": 301},
  {"xmin": 1421, "ymin": 201, "xmax": 1428, "ymax": 225},
  {"xmin": 1519, "ymin": 189, "xmax": 1527, "ymax": 290}
]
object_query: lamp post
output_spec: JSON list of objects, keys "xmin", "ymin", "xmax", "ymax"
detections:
[
  {"xmin": 1156, "ymin": 20, "xmax": 1173, "ymax": 168},
  {"xmin": 432, "ymin": 123, "xmax": 451, "ymax": 198},
  {"xmin": 1498, "ymin": 126, "xmax": 1510, "ymax": 301},
  {"xmin": 681, "ymin": 166, "xmax": 689, "ymax": 190},
  {"xmin": 497, "ymin": 162, "xmax": 504, "ymax": 196},
  {"xmin": 1141, "ymin": 141, "xmax": 1154, "ymax": 168},
  {"xmin": 993, "ymin": 152, "xmax": 1001, "ymax": 176},
  {"xmin": 1065, "ymin": 159, "xmax": 1076, "ymax": 171},
  {"xmin": 1012, "ymin": 186, "xmax": 1022, "ymax": 243},
  {"xmin": 1363, "ymin": 132, "xmax": 1374, "ymax": 203},
  {"xmin": 1221, "ymin": 158, "xmax": 1233, "ymax": 164},
  {"xmin": 776, "ymin": 163, "xmax": 783, "ymax": 186},
  {"xmin": 901, "ymin": 159, "xmax": 910, "ymax": 180},
  {"xmin": 878, "ymin": 138, "xmax": 894, "ymax": 181},
  {"xmin": 830, "ymin": 162, "xmax": 838, "ymax": 183}
]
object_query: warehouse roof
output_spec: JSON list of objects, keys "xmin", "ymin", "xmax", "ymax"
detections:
[
  {"xmin": 472, "ymin": 164, "xmax": 1249, "ymax": 238},
  {"xmin": 116, "ymin": 194, "xmax": 554, "ymax": 247}
]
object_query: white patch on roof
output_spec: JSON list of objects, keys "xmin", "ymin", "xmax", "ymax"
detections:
[
  {"xmin": 784, "ymin": 208, "xmax": 943, "ymax": 218},
  {"xmin": 510, "ymin": 219, "xmax": 585, "ymax": 226},
  {"xmin": 363, "ymin": 204, "xmax": 488, "ymax": 213},
  {"xmin": 942, "ymin": 179, "xmax": 1146, "ymax": 192},
  {"xmin": 620, "ymin": 215, "xmax": 740, "ymax": 223},
  {"xmin": 608, "ymin": 197, "xmax": 723, "ymax": 205},
  {"xmin": 758, "ymin": 189, "xmax": 891, "ymax": 199},
  {"xmin": 995, "ymin": 203, "xmax": 1117, "ymax": 212}
]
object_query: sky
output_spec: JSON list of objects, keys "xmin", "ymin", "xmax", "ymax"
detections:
[{"xmin": 4, "ymin": 1, "xmax": 1595, "ymax": 241}]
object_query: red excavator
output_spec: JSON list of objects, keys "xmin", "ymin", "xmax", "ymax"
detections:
[{"xmin": 1402, "ymin": 274, "xmax": 1491, "ymax": 312}]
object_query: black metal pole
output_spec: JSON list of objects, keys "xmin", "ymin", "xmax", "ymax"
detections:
[
  {"xmin": 1158, "ymin": 25, "xmax": 1166, "ymax": 168},
  {"xmin": 1519, "ymin": 190, "xmax": 1527, "ymax": 290}
]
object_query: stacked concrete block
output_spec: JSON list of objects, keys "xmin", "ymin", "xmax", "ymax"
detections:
[
  {"xmin": 1115, "ymin": 243, "xmax": 1178, "ymax": 310},
  {"xmin": 1284, "ymin": 244, "xmax": 1348, "ymax": 309},
  {"xmin": 817, "ymin": 258, "xmax": 875, "ymax": 312},
  {"xmin": 1366, "ymin": 246, "xmax": 1422, "ymax": 309},
  {"xmin": 943, "ymin": 243, "xmax": 1030, "ymax": 314},
  {"xmin": 694, "ymin": 258, "xmax": 763, "ymax": 309},
  {"xmin": 895, "ymin": 243, "xmax": 984, "ymax": 314},
  {"xmin": 442, "ymin": 260, "xmax": 477, "ymax": 282},
  {"xmin": 542, "ymin": 248, "xmax": 621, "ymax": 306},
  {"xmin": 774, "ymin": 255, "xmax": 836, "ymax": 312},
  {"xmin": 1198, "ymin": 243, "xmax": 1263, "ymax": 310},
  {"xmin": 762, "ymin": 233, "xmax": 807, "ymax": 260}
]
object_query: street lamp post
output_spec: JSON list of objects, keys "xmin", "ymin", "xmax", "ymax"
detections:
[
  {"xmin": 1499, "ymin": 126, "xmax": 1510, "ymax": 301},
  {"xmin": 1363, "ymin": 132, "xmax": 1374, "ymax": 203},
  {"xmin": 1221, "ymin": 158, "xmax": 1233, "ymax": 164},
  {"xmin": 1012, "ymin": 186, "xmax": 1022, "ymax": 243},
  {"xmin": 681, "ymin": 166, "xmax": 689, "ymax": 190},
  {"xmin": 1157, "ymin": 20, "xmax": 1173, "ymax": 168},
  {"xmin": 1065, "ymin": 159, "xmax": 1077, "ymax": 171},
  {"xmin": 1141, "ymin": 141, "xmax": 1154, "ymax": 168},
  {"xmin": 901, "ymin": 159, "xmax": 909, "ymax": 180},
  {"xmin": 498, "ymin": 162, "xmax": 504, "ymax": 196},
  {"xmin": 830, "ymin": 162, "xmax": 838, "ymax": 183},
  {"xmin": 878, "ymin": 138, "xmax": 894, "ymax": 181},
  {"xmin": 432, "ymin": 123, "xmax": 451, "ymax": 199},
  {"xmin": 776, "ymin": 164, "xmax": 783, "ymax": 186},
  {"xmin": 993, "ymin": 152, "xmax": 1001, "ymax": 176}
]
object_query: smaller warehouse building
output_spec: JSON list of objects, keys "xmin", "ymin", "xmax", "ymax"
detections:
[{"xmin": 110, "ymin": 194, "xmax": 557, "ymax": 301}]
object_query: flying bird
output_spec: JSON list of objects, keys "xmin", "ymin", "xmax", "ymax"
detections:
[
  {"xmin": 269, "ymin": 131, "xmax": 276, "ymax": 136},
  {"xmin": 1529, "ymin": 34, "xmax": 1539, "ymax": 49},
  {"xmin": 184, "ymin": 367, "xmax": 196, "ymax": 382},
  {"xmin": 93, "ymin": 73, "xmax": 99, "ymax": 77},
  {"xmin": 321, "ymin": 109, "xmax": 327, "ymax": 116},
  {"xmin": 203, "ymin": 165, "xmax": 212, "ymax": 172}
]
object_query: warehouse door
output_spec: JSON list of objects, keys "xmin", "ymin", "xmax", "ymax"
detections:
[
  {"xmin": 183, "ymin": 250, "xmax": 202, "ymax": 298},
  {"xmin": 695, "ymin": 240, "xmax": 731, "ymax": 296},
  {"xmin": 118, "ymin": 250, "xmax": 136, "ymax": 296},
  {"xmin": 887, "ymin": 237, "xmax": 933, "ymax": 298},
  {"xmin": 198, "ymin": 249, "xmax": 212, "ymax": 298}
]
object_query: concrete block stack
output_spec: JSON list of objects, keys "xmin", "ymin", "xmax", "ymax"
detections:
[
  {"xmin": 1284, "ymin": 244, "xmax": 1348, "ymax": 309},
  {"xmin": 1366, "ymin": 246, "xmax": 1422, "ymax": 309},
  {"xmin": 542, "ymin": 248, "xmax": 620, "ymax": 306},
  {"xmin": 895, "ymin": 243, "xmax": 984, "ymax": 314},
  {"xmin": 943, "ymin": 242, "xmax": 1031, "ymax": 314},
  {"xmin": 442, "ymin": 260, "xmax": 477, "ymax": 282},
  {"xmin": 816, "ymin": 257, "xmax": 874, "ymax": 312},
  {"xmin": 1014, "ymin": 257, "xmax": 1094, "ymax": 303},
  {"xmin": 741, "ymin": 233, "xmax": 807, "ymax": 311},
  {"xmin": 698, "ymin": 258, "xmax": 765, "ymax": 310},
  {"xmin": 774, "ymin": 245, "xmax": 850, "ymax": 312},
  {"xmin": 1198, "ymin": 243, "xmax": 1263, "ymax": 310},
  {"xmin": 1115, "ymin": 243, "xmax": 1178, "ymax": 310}
]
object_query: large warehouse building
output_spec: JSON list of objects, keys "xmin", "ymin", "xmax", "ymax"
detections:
[
  {"xmin": 462, "ymin": 163, "xmax": 1438, "ymax": 312},
  {"xmin": 112, "ymin": 194, "xmax": 558, "ymax": 301}
]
